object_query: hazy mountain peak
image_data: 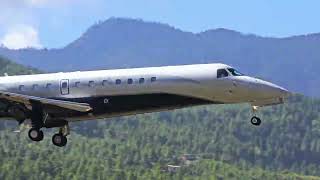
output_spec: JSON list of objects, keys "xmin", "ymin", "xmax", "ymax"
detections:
[
  {"xmin": 67, "ymin": 18, "xmax": 188, "ymax": 49},
  {"xmin": 201, "ymin": 28, "xmax": 241, "ymax": 35}
]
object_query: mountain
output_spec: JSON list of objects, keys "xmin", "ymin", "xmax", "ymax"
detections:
[{"xmin": 0, "ymin": 18, "xmax": 319, "ymax": 97}]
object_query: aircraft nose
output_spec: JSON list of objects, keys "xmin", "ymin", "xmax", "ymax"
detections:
[
  {"xmin": 257, "ymin": 79, "xmax": 290, "ymax": 98},
  {"xmin": 234, "ymin": 76, "xmax": 291, "ymax": 100},
  {"xmin": 269, "ymin": 84, "xmax": 290, "ymax": 98}
]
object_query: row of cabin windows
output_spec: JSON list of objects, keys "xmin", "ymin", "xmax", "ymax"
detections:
[
  {"xmin": 18, "ymin": 77, "xmax": 157, "ymax": 91},
  {"xmin": 19, "ymin": 83, "xmax": 52, "ymax": 91},
  {"xmin": 76, "ymin": 77, "xmax": 156, "ymax": 87}
]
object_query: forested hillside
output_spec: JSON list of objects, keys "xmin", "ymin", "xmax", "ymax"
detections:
[
  {"xmin": 0, "ymin": 128, "xmax": 318, "ymax": 180},
  {"xmin": 0, "ymin": 56, "xmax": 40, "ymax": 76},
  {"xmin": 1, "ymin": 94, "xmax": 320, "ymax": 179},
  {"xmin": 0, "ymin": 18, "xmax": 320, "ymax": 96}
]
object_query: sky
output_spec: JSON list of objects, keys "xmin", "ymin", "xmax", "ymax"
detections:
[{"xmin": 0, "ymin": 0, "xmax": 319, "ymax": 49}]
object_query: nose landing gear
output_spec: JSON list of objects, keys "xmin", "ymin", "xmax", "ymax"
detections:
[
  {"xmin": 251, "ymin": 106, "xmax": 262, "ymax": 126},
  {"xmin": 251, "ymin": 116, "xmax": 261, "ymax": 126}
]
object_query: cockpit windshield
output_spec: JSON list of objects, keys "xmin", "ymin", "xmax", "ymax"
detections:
[{"xmin": 227, "ymin": 68, "xmax": 244, "ymax": 76}]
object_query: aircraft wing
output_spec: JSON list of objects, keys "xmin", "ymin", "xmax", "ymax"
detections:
[{"xmin": 0, "ymin": 91, "xmax": 92, "ymax": 112}]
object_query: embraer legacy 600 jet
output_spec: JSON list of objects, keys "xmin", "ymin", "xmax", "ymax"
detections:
[{"xmin": 0, "ymin": 63, "xmax": 289, "ymax": 147}]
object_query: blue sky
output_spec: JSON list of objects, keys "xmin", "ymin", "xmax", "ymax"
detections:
[{"xmin": 0, "ymin": 0, "xmax": 319, "ymax": 49}]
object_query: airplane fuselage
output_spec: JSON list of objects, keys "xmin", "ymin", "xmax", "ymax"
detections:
[{"xmin": 0, "ymin": 63, "xmax": 289, "ymax": 122}]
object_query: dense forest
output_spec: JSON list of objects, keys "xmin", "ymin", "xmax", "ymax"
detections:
[
  {"xmin": 0, "ymin": 127, "xmax": 319, "ymax": 180},
  {"xmin": 0, "ymin": 56, "xmax": 320, "ymax": 179},
  {"xmin": 1, "ymin": 94, "xmax": 320, "ymax": 179}
]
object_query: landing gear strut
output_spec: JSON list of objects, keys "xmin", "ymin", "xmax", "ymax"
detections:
[
  {"xmin": 28, "ymin": 101, "xmax": 70, "ymax": 147},
  {"xmin": 52, "ymin": 124, "xmax": 70, "ymax": 147},
  {"xmin": 251, "ymin": 106, "xmax": 262, "ymax": 126},
  {"xmin": 28, "ymin": 102, "xmax": 46, "ymax": 142}
]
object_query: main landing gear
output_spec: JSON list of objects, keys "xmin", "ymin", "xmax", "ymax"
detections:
[
  {"xmin": 52, "ymin": 125, "xmax": 69, "ymax": 147},
  {"xmin": 28, "ymin": 128, "xmax": 44, "ymax": 141},
  {"xmin": 28, "ymin": 102, "xmax": 45, "ymax": 142},
  {"xmin": 28, "ymin": 123, "xmax": 70, "ymax": 147},
  {"xmin": 28, "ymin": 102, "xmax": 70, "ymax": 147},
  {"xmin": 250, "ymin": 106, "xmax": 261, "ymax": 126}
]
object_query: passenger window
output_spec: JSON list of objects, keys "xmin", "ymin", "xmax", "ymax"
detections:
[
  {"xmin": 151, "ymin": 77, "xmax": 156, "ymax": 82},
  {"xmin": 75, "ymin": 81, "xmax": 80, "ymax": 87},
  {"xmin": 18, "ymin": 85, "xmax": 25, "ymax": 91},
  {"xmin": 32, "ymin": 84, "xmax": 38, "ymax": 90},
  {"xmin": 102, "ymin": 80, "xmax": 108, "ymax": 86},
  {"xmin": 127, "ymin": 79, "xmax": 133, "ymax": 84},
  {"xmin": 115, "ymin": 79, "xmax": 121, "ymax": 85},
  {"xmin": 46, "ymin": 83, "xmax": 52, "ymax": 88},
  {"xmin": 217, "ymin": 69, "xmax": 229, "ymax": 78},
  {"xmin": 88, "ymin": 81, "xmax": 95, "ymax": 87},
  {"xmin": 139, "ymin": 78, "xmax": 145, "ymax": 84}
]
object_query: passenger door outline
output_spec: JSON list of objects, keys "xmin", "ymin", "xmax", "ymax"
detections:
[{"xmin": 60, "ymin": 79, "xmax": 69, "ymax": 95}]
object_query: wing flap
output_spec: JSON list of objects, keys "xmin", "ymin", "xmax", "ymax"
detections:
[{"xmin": 0, "ymin": 91, "xmax": 92, "ymax": 112}]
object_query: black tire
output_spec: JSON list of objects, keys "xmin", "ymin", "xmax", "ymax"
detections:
[
  {"xmin": 251, "ymin": 116, "xmax": 261, "ymax": 126},
  {"xmin": 52, "ymin": 134, "xmax": 67, "ymax": 147},
  {"xmin": 28, "ymin": 128, "xmax": 44, "ymax": 142}
]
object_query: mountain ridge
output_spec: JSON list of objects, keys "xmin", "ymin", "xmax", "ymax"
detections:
[
  {"xmin": 0, "ymin": 18, "xmax": 319, "ymax": 97},
  {"xmin": 4, "ymin": 18, "xmax": 320, "ymax": 50}
]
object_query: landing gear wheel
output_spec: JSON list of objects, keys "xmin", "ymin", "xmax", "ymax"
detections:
[
  {"xmin": 28, "ymin": 128, "xmax": 44, "ymax": 141},
  {"xmin": 52, "ymin": 133, "xmax": 67, "ymax": 147},
  {"xmin": 251, "ymin": 116, "xmax": 261, "ymax": 126}
]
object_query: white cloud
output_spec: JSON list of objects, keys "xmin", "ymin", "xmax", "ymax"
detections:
[
  {"xmin": 0, "ymin": 25, "xmax": 42, "ymax": 49},
  {"xmin": 25, "ymin": 0, "xmax": 74, "ymax": 8},
  {"xmin": 0, "ymin": 0, "xmax": 72, "ymax": 49},
  {"xmin": 27, "ymin": 0, "xmax": 51, "ymax": 5},
  {"xmin": 23, "ymin": 0, "xmax": 46, "ymax": 8},
  {"xmin": 0, "ymin": 0, "xmax": 71, "ymax": 8},
  {"xmin": 0, "ymin": 0, "xmax": 92, "ymax": 48}
]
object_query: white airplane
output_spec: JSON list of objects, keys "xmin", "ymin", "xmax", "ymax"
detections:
[{"xmin": 0, "ymin": 63, "xmax": 289, "ymax": 147}]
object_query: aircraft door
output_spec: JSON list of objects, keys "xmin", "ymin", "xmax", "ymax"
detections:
[
  {"xmin": 228, "ymin": 80, "xmax": 238, "ymax": 96},
  {"xmin": 60, "ymin": 79, "xmax": 69, "ymax": 95}
]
